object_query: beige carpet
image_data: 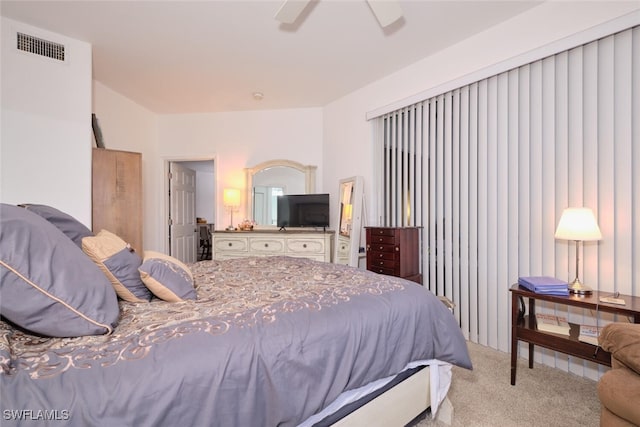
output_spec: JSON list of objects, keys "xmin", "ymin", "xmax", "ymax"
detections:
[{"xmin": 416, "ymin": 341, "xmax": 601, "ymax": 427}]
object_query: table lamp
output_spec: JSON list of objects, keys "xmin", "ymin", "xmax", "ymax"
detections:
[
  {"xmin": 554, "ymin": 207, "xmax": 602, "ymax": 295},
  {"xmin": 223, "ymin": 188, "xmax": 241, "ymax": 231}
]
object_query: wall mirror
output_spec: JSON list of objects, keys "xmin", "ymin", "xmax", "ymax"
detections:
[
  {"xmin": 335, "ymin": 176, "xmax": 364, "ymax": 267},
  {"xmin": 245, "ymin": 160, "xmax": 317, "ymax": 227}
]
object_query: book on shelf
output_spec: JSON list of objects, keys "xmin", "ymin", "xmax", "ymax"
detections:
[
  {"xmin": 518, "ymin": 276, "xmax": 569, "ymax": 296},
  {"xmin": 535, "ymin": 313, "xmax": 570, "ymax": 335},
  {"xmin": 578, "ymin": 325, "xmax": 605, "ymax": 346}
]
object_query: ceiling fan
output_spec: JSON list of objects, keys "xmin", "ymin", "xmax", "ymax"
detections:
[{"xmin": 275, "ymin": 0, "xmax": 403, "ymax": 28}]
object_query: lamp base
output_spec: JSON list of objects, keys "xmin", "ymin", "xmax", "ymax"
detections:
[{"xmin": 568, "ymin": 278, "xmax": 593, "ymax": 295}]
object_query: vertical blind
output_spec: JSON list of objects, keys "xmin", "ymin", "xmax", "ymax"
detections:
[{"xmin": 374, "ymin": 26, "xmax": 639, "ymax": 380}]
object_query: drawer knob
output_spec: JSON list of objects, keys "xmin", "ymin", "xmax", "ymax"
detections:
[
  {"xmin": 395, "ymin": 247, "xmax": 399, "ymax": 251},
  {"xmin": 303, "ymin": 244, "xmax": 307, "ymax": 248},
  {"xmin": 378, "ymin": 254, "xmax": 383, "ymax": 258},
  {"xmin": 379, "ymin": 246, "xmax": 384, "ymax": 250},
  {"xmin": 264, "ymin": 243, "xmax": 269, "ymax": 247},
  {"xmin": 228, "ymin": 243, "xmax": 232, "ymax": 247}
]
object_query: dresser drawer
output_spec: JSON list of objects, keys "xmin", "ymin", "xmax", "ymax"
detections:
[
  {"xmin": 367, "ymin": 250, "xmax": 397, "ymax": 261},
  {"xmin": 249, "ymin": 238, "xmax": 284, "ymax": 254},
  {"xmin": 286, "ymin": 238, "xmax": 325, "ymax": 254},
  {"xmin": 336, "ymin": 236, "xmax": 350, "ymax": 257},
  {"xmin": 288, "ymin": 254, "xmax": 327, "ymax": 262},
  {"xmin": 367, "ymin": 264, "xmax": 397, "ymax": 276},
  {"xmin": 368, "ymin": 258, "xmax": 399, "ymax": 270},
  {"xmin": 214, "ymin": 237, "xmax": 248, "ymax": 252},
  {"xmin": 367, "ymin": 242, "xmax": 397, "ymax": 253},
  {"xmin": 368, "ymin": 234, "xmax": 397, "ymax": 245},
  {"xmin": 337, "ymin": 244, "xmax": 350, "ymax": 256},
  {"xmin": 368, "ymin": 228, "xmax": 397, "ymax": 237}
]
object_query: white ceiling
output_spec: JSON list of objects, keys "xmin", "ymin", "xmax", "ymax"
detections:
[{"xmin": 1, "ymin": 0, "xmax": 542, "ymax": 114}]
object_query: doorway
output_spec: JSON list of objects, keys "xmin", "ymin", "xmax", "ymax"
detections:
[{"xmin": 166, "ymin": 159, "xmax": 216, "ymax": 263}]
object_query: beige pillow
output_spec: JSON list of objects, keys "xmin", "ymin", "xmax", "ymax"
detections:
[{"xmin": 82, "ymin": 230, "xmax": 151, "ymax": 302}]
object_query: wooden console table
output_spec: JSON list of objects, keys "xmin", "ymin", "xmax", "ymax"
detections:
[{"xmin": 510, "ymin": 284, "xmax": 640, "ymax": 385}]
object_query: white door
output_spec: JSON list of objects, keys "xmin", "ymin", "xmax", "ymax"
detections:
[{"xmin": 169, "ymin": 162, "xmax": 197, "ymax": 263}]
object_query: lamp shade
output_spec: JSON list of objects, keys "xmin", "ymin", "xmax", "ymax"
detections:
[
  {"xmin": 223, "ymin": 188, "xmax": 241, "ymax": 207},
  {"xmin": 554, "ymin": 207, "xmax": 602, "ymax": 241}
]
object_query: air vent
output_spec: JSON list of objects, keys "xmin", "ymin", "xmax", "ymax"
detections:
[{"xmin": 17, "ymin": 32, "xmax": 65, "ymax": 61}]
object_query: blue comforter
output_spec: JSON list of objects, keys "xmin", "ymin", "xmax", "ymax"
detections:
[{"xmin": 1, "ymin": 256, "xmax": 471, "ymax": 426}]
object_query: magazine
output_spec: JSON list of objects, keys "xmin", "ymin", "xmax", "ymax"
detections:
[
  {"xmin": 578, "ymin": 325, "xmax": 604, "ymax": 346},
  {"xmin": 535, "ymin": 313, "xmax": 570, "ymax": 335}
]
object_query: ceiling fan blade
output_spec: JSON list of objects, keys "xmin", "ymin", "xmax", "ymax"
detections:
[
  {"xmin": 274, "ymin": 0, "xmax": 312, "ymax": 24},
  {"xmin": 366, "ymin": 0, "xmax": 403, "ymax": 28}
]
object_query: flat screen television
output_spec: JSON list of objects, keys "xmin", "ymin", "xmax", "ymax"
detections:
[{"xmin": 277, "ymin": 193, "xmax": 330, "ymax": 229}]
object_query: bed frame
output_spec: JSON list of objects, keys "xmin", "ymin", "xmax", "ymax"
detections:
[{"xmin": 332, "ymin": 367, "xmax": 453, "ymax": 426}]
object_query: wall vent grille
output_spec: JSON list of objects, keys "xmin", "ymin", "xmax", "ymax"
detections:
[{"xmin": 17, "ymin": 32, "xmax": 65, "ymax": 61}]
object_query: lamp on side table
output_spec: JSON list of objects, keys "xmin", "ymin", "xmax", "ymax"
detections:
[{"xmin": 554, "ymin": 207, "xmax": 602, "ymax": 295}]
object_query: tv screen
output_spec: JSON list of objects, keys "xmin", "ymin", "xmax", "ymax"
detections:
[{"xmin": 277, "ymin": 194, "xmax": 330, "ymax": 229}]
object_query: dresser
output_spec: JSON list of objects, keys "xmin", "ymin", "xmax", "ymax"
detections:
[
  {"xmin": 365, "ymin": 227, "xmax": 421, "ymax": 284},
  {"xmin": 212, "ymin": 230, "xmax": 334, "ymax": 262}
]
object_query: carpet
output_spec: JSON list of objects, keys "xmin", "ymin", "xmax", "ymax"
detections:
[{"xmin": 416, "ymin": 341, "xmax": 601, "ymax": 427}]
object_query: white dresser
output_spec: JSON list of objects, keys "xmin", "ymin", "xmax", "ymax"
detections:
[{"xmin": 212, "ymin": 230, "xmax": 334, "ymax": 262}]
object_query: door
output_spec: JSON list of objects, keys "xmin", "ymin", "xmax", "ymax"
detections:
[{"xmin": 169, "ymin": 162, "xmax": 197, "ymax": 263}]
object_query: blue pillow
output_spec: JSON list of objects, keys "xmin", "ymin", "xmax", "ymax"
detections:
[
  {"xmin": 139, "ymin": 251, "xmax": 196, "ymax": 302},
  {"xmin": 82, "ymin": 230, "xmax": 152, "ymax": 302},
  {"xmin": 19, "ymin": 204, "xmax": 93, "ymax": 247},
  {"xmin": 0, "ymin": 204, "xmax": 119, "ymax": 337}
]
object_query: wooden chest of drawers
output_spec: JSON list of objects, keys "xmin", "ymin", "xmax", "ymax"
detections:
[{"xmin": 365, "ymin": 227, "xmax": 421, "ymax": 284}]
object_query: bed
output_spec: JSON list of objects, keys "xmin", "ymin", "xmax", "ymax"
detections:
[{"xmin": 0, "ymin": 203, "xmax": 472, "ymax": 426}]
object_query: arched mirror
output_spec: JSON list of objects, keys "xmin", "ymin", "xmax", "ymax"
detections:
[
  {"xmin": 335, "ymin": 176, "xmax": 364, "ymax": 267},
  {"xmin": 245, "ymin": 160, "xmax": 317, "ymax": 227}
]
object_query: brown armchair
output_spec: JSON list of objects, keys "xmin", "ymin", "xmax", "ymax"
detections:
[{"xmin": 597, "ymin": 322, "xmax": 640, "ymax": 427}]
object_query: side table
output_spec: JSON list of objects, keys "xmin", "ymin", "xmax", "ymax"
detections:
[{"xmin": 510, "ymin": 284, "xmax": 640, "ymax": 385}]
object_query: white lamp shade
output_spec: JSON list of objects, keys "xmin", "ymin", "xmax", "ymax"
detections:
[
  {"xmin": 554, "ymin": 207, "xmax": 602, "ymax": 241},
  {"xmin": 223, "ymin": 188, "xmax": 241, "ymax": 207}
]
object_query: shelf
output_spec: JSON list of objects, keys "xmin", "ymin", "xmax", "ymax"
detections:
[{"xmin": 516, "ymin": 315, "xmax": 611, "ymax": 367}]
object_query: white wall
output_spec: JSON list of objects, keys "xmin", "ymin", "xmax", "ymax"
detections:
[
  {"xmin": 156, "ymin": 108, "xmax": 323, "ymax": 251},
  {"xmin": 322, "ymin": 2, "xmax": 640, "ymax": 227},
  {"xmin": 94, "ymin": 83, "xmax": 322, "ymax": 252},
  {"xmin": 92, "ymin": 81, "xmax": 159, "ymax": 250},
  {"xmin": 1, "ymin": 17, "xmax": 92, "ymax": 225},
  {"xmin": 195, "ymin": 169, "xmax": 215, "ymax": 223}
]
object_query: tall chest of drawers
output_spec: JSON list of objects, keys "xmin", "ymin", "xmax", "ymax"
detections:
[{"xmin": 365, "ymin": 227, "xmax": 421, "ymax": 284}]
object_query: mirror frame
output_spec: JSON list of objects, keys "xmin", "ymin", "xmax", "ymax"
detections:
[
  {"xmin": 245, "ymin": 159, "xmax": 317, "ymax": 227},
  {"xmin": 335, "ymin": 176, "xmax": 364, "ymax": 267}
]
